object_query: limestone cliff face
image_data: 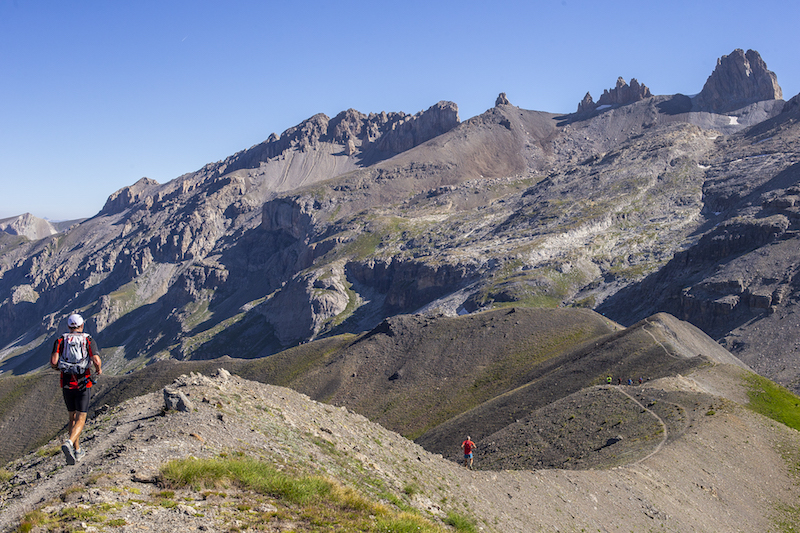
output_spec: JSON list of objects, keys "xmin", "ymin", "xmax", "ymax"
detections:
[
  {"xmin": 207, "ymin": 101, "xmax": 460, "ymax": 183},
  {"xmin": 3, "ymin": 49, "xmax": 800, "ymax": 396},
  {"xmin": 695, "ymin": 49, "xmax": 783, "ymax": 113},
  {"xmin": 0, "ymin": 213, "xmax": 58, "ymax": 241},
  {"xmin": 100, "ymin": 178, "xmax": 160, "ymax": 216}
]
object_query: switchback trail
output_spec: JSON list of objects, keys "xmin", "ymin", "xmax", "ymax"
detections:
[{"xmin": 610, "ymin": 384, "xmax": 669, "ymax": 464}]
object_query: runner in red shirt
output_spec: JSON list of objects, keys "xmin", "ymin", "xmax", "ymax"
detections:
[
  {"xmin": 50, "ymin": 313, "xmax": 102, "ymax": 465},
  {"xmin": 461, "ymin": 436, "xmax": 476, "ymax": 469}
]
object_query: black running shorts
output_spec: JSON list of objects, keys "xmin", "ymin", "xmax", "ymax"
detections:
[{"xmin": 62, "ymin": 387, "xmax": 91, "ymax": 413}]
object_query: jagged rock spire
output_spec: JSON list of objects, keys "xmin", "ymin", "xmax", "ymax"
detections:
[
  {"xmin": 575, "ymin": 78, "xmax": 652, "ymax": 113},
  {"xmin": 597, "ymin": 77, "xmax": 652, "ymax": 106},
  {"xmin": 695, "ymin": 49, "xmax": 782, "ymax": 113},
  {"xmin": 577, "ymin": 92, "xmax": 595, "ymax": 114}
]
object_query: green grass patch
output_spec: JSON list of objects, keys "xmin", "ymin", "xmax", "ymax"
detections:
[
  {"xmin": 17, "ymin": 509, "xmax": 48, "ymax": 532},
  {"xmin": 402, "ymin": 483, "xmax": 421, "ymax": 497},
  {"xmin": 444, "ymin": 511, "xmax": 479, "ymax": 532},
  {"xmin": 159, "ymin": 456, "xmax": 455, "ymax": 532},
  {"xmin": 773, "ymin": 502, "xmax": 800, "ymax": 533},
  {"xmin": 744, "ymin": 373, "xmax": 800, "ymax": 432},
  {"xmin": 160, "ymin": 456, "xmax": 334, "ymax": 505},
  {"xmin": 59, "ymin": 506, "xmax": 105, "ymax": 522},
  {"xmin": 35, "ymin": 445, "xmax": 61, "ymax": 458}
]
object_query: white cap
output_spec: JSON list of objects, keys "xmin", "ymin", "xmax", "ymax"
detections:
[{"xmin": 67, "ymin": 313, "xmax": 84, "ymax": 328}]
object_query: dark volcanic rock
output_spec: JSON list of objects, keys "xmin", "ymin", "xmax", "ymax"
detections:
[{"xmin": 695, "ymin": 49, "xmax": 782, "ymax": 113}]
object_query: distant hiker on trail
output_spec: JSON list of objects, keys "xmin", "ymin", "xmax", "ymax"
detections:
[
  {"xmin": 50, "ymin": 313, "xmax": 102, "ymax": 465},
  {"xmin": 461, "ymin": 436, "xmax": 476, "ymax": 469},
  {"xmin": 618, "ymin": 377, "xmax": 622, "ymax": 385},
  {"xmin": 606, "ymin": 376, "xmax": 612, "ymax": 384},
  {"xmin": 627, "ymin": 378, "xmax": 633, "ymax": 385}
]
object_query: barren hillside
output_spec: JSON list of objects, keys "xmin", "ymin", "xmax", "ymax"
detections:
[{"xmin": 1, "ymin": 364, "xmax": 799, "ymax": 532}]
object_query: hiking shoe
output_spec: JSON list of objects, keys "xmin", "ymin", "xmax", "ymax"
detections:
[
  {"xmin": 75, "ymin": 448, "xmax": 86, "ymax": 462},
  {"xmin": 61, "ymin": 440, "xmax": 76, "ymax": 465}
]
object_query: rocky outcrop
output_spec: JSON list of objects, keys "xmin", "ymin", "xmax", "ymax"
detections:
[
  {"xmin": 100, "ymin": 177, "xmax": 160, "ymax": 216},
  {"xmin": 597, "ymin": 77, "xmax": 652, "ymax": 107},
  {"xmin": 260, "ymin": 195, "xmax": 319, "ymax": 239},
  {"xmin": 681, "ymin": 215, "xmax": 790, "ymax": 262},
  {"xmin": 209, "ymin": 101, "xmax": 460, "ymax": 177},
  {"xmin": 374, "ymin": 101, "xmax": 460, "ymax": 153},
  {"xmin": 783, "ymin": 92, "xmax": 800, "ymax": 114},
  {"xmin": 495, "ymin": 92, "xmax": 510, "ymax": 106},
  {"xmin": 577, "ymin": 92, "xmax": 595, "ymax": 114},
  {"xmin": 576, "ymin": 78, "xmax": 652, "ymax": 113},
  {"xmin": 695, "ymin": 49, "xmax": 782, "ymax": 113},
  {"xmin": 257, "ymin": 264, "xmax": 352, "ymax": 344},
  {"xmin": 346, "ymin": 259, "xmax": 475, "ymax": 313},
  {"xmin": 0, "ymin": 213, "xmax": 58, "ymax": 240}
]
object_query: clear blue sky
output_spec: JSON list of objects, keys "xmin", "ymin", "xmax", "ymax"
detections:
[{"xmin": 2, "ymin": 0, "xmax": 798, "ymax": 220}]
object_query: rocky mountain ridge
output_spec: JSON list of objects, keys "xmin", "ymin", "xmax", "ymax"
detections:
[
  {"xmin": 577, "ymin": 76, "xmax": 652, "ymax": 113},
  {"xmin": 1, "ymin": 48, "xmax": 800, "ymax": 399}
]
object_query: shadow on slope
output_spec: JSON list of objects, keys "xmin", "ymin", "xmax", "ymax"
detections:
[
  {"xmin": 416, "ymin": 312, "xmax": 749, "ymax": 467},
  {"xmin": 0, "ymin": 308, "xmax": 747, "ymax": 472}
]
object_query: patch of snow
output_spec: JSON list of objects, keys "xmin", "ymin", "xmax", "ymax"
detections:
[
  {"xmin": 596, "ymin": 105, "xmax": 612, "ymax": 111},
  {"xmin": 697, "ymin": 164, "xmax": 710, "ymax": 170},
  {"xmin": 728, "ymin": 116, "xmax": 739, "ymax": 125}
]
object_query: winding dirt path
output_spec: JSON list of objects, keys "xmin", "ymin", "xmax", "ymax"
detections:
[
  {"xmin": 0, "ymin": 401, "xmax": 162, "ymax": 533},
  {"xmin": 610, "ymin": 385, "xmax": 669, "ymax": 463}
]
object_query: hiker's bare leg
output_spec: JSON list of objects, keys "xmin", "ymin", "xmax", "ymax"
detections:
[
  {"xmin": 66, "ymin": 411, "xmax": 76, "ymax": 443},
  {"xmin": 68, "ymin": 411, "xmax": 87, "ymax": 450}
]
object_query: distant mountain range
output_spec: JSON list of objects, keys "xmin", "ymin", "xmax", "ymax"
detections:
[
  {"xmin": 0, "ymin": 214, "xmax": 83, "ymax": 241},
  {"xmin": 1, "ymin": 47, "xmax": 798, "ymax": 398}
]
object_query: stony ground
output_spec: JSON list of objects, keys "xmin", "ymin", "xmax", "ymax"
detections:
[{"xmin": 1, "ymin": 365, "xmax": 799, "ymax": 532}]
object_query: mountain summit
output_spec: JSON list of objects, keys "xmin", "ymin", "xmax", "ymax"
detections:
[{"xmin": 695, "ymin": 48, "xmax": 782, "ymax": 112}]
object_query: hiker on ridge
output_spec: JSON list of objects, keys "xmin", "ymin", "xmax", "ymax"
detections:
[
  {"xmin": 50, "ymin": 313, "xmax": 102, "ymax": 465},
  {"xmin": 461, "ymin": 436, "xmax": 476, "ymax": 469}
]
